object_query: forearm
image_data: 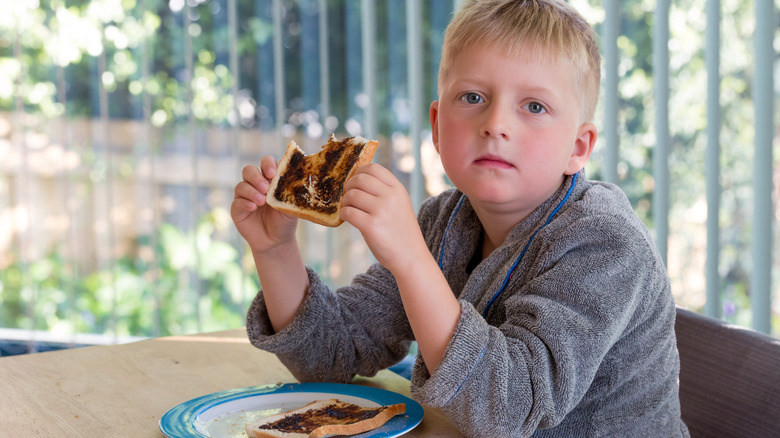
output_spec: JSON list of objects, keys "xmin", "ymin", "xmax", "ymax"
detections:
[
  {"xmin": 411, "ymin": 304, "xmax": 540, "ymax": 438},
  {"xmin": 247, "ymin": 264, "xmax": 415, "ymax": 383},
  {"xmin": 391, "ymin": 244, "xmax": 461, "ymax": 374},
  {"xmin": 338, "ymin": 164, "xmax": 460, "ymax": 370},
  {"xmin": 253, "ymin": 241, "xmax": 309, "ymax": 333}
]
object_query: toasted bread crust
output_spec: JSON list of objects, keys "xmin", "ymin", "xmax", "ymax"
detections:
[
  {"xmin": 245, "ymin": 398, "xmax": 405, "ymax": 438},
  {"xmin": 266, "ymin": 135, "xmax": 378, "ymax": 227},
  {"xmin": 308, "ymin": 402, "xmax": 405, "ymax": 437}
]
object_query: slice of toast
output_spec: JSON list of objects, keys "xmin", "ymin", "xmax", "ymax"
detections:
[
  {"xmin": 245, "ymin": 398, "xmax": 406, "ymax": 438},
  {"xmin": 266, "ymin": 134, "xmax": 379, "ymax": 227}
]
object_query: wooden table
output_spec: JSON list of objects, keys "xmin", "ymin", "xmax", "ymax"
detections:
[{"xmin": 0, "ymin": 328, "xmax": 464, "ymax": 437}]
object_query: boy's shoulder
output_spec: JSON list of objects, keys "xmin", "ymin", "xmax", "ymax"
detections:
[
  {"xmin": 575, "ymin": 178, "xmax": 634, "ymax": 214},
  {"xmin": 589, "ymin": 180, "xmax": 645, "ymax": 219},
  {"xmin": 564, "ymin": 176, "xmax": 657, "ymax": 246},
  {"xmin": 418, "ymin": 188, "xmax": 466, "ymax": 221},
  {"xmin": 417, "ymin": 188, "xmax": 477, "ymax": 242},
  {"xmin": 540, "ymin": 177, "xmax": 669, "ymax": 287}
]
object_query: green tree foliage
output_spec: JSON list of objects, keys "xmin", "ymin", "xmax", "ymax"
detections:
[{"xmin": 0, "ymin": 207, "xmax": 258, "ymax": 337}]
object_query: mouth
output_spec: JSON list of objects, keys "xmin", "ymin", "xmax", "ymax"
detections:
[{"xmin": 474, "ymin": 154, "xmax": 514, "ymax": 169}]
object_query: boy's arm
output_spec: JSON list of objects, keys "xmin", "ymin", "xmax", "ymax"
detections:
[
  {"xmin": 240, "ymin": 160, "xmax": 416, "ymax": 383},
  {"xmin": 388, "ymin": 240, "xmax": 460, "ymax": 373},
  {"xmin": 231, "ymin": 157, "xmax": 308, "ymax": 332},
  {"xmin": 409, "ymin": 211, "xmax": 682, "ymax": 437},
  {"xmin": 340, "ymin": 164, "xmax": 461, "ymax": 373},
  {"xmin": 251, "ymin": 242, "xmax": 308, "ymax": 332},
  {"xmin": 246, "ymin": 263, "xmax": 415, "ymax": 383}
]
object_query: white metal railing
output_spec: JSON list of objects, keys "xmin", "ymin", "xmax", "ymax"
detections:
[{"xmin": 750, "ymin": 0, "xmax": 775, "ymax": 333}]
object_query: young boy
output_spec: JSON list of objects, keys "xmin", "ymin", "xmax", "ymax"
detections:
[{"xmin": 231, "ymin": 0, "xmax": 690, "ymax": 436}]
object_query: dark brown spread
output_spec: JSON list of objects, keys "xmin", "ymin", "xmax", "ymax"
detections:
[
  {"xmin": 273, "ymin": 137, "xmax": 366, "ymax": 215},
  {"xmin": 257, "ymin": 403, "xmax": 386, "ymax": 434}
]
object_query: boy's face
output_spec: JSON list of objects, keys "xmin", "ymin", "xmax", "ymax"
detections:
[{"xmin": 431, "ymin": 42, "xmax": 596, "ymax": 221}]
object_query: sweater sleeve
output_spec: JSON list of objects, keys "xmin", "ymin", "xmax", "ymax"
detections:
[
  {"xmin": 410, "ymin": 210, "xmax": 679, "ymax": 437},
  {"xmin": 246, "ymin": 262, "xmax": 415, "ymax": 383},
  {"xmin": 244, "ymin": 193, "xmax": 453, "ymax": 383}
]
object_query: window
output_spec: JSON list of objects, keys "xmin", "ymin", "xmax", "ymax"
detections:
[{"xmin": 0, "ymin": 0, "xmax": 777, "ymax": 346}]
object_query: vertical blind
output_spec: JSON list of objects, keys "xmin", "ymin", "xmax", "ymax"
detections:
[
  {"xmin": 0, "ymin": 0, "xmax": 776, "ymax": 353},
  {"xmin": 596, "ymin": 0, "xmax": 776, "ymax": 333}
]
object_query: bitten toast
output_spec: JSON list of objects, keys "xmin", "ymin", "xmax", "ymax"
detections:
[{"xmin": 266, "ymin": 134, "xmax": 379, "ymax": 227}]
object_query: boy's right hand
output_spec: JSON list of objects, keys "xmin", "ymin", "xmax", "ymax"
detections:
[{"xmin": 231, "ymin": 155, "xmax": 298, "ymax": 254}]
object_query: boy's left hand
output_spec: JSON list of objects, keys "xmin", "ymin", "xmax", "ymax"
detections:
[{"xmin": 339, "ymin": 163, "xmax": 426, "ymax": 273}]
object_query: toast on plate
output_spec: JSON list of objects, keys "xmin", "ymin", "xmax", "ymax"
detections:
[{"xmin": 245, "ymin": 398, "xmax": 405, "ymax": 438}]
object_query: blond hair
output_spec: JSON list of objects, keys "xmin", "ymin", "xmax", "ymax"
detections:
[{"xmin": 438, "ymin": 0, "xmax": 601, "ymax": 122}]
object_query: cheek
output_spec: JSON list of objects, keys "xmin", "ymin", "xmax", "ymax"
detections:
[
  {"xmin": 437, "ymin": 146, "xmax": 465, "ymax": 179},
  {"xmin": 439, "ymin": 112, "xmax": 469, "ymax": 133},
  {"xmin": 531, "ymin": 131, "xmax": 572, "ymax": 160},
  {"xmin": 437, "ymin": 130, "xmax": 466, "ymax": 158},
  {"xmin": 434, "ymin": 123, "xmax": 461, "ymax": 154}
]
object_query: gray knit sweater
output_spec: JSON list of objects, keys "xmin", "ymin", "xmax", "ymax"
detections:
[{"xmin": 246, "ymin": 171, "xmax": 690, "ymax": 437}]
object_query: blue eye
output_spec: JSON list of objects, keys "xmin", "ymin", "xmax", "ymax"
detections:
[
  {"xmin": 527, "ymin": 102, "xmax": 546, "ymax": 114},
  {"xmin": 461, "ymin": 93, "xmax": 483, "ymax": 104}
]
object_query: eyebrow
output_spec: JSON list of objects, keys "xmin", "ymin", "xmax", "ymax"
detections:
[{"xmin": 450, "ymin": 75, "xmax": 558, "ymax": 92}]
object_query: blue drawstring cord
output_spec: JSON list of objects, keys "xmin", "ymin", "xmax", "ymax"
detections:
[
  {"xmin": 482, "ymin": 172, "xmax": 579, "ymax": 318},
  {"xmin": 438, "ymin": 194, "xmax": 466, "ymax": 270},
  {"xmin": 435, "ymin": 173, "xmax": 580, "ymax": 318}
]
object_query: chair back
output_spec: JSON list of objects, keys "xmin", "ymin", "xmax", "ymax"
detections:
[{"xmin": 675, "ymin": 307, "xmax": 780, "ymax": 438}]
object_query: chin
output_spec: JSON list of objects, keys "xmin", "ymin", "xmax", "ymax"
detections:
[{"xmin": 463, "ymin": 188, "xmax": 515, "ymax": 205}]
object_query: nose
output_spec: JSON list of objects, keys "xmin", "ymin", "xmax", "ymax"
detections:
[{"xmin": 480, "ymin": 102, "xmax": 510, "ymax": 140}]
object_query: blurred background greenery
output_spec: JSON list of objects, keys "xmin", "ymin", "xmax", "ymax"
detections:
[{"xmin": 0, "ymin": 0, "xmax": 778, "ymax": 346}]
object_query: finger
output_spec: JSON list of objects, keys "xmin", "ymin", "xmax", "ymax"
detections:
[
  {"xmin": 241, "ymin": 165, "xmax": 271, "ymax": 196},
  {"xmin": 340, "ymin": 184, "xmax": 381, "ymax": 213},
  {"xmin": 344, "ymin": 166, "xmax": 402, "ymax": 200},
  {"xmin": 352, "ymin": 163, "xmax": 397, "ymax": 186},
  {"xmin": 241, "ymin": 164, "xmax": 267, "ymax": 187},
  {"xmin": 339, "ymin": 204, "xmax": 372, "ymax": 229},
  {"xmin": 231, "ymin": 197, "xmax": 259, "ymax": 214},
  {"xmin": 344, "ymin": 168, "xmax": 396, "ymax": 198},
  {"xmin": 234, "ymin": 180, "xmax": 266, "ymax": 205},
  {"xmin": 259, "ymin": 155, "xmax": 278, "ymax": 179}
]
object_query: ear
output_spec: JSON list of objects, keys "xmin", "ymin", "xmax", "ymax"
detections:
[
  {"xmin": 565, "ymin": 122, "xmax": 597, "ymax": 175},
  {"xmin": 429, "ymin": 101, "xmax": 441, "ymax": 154}
]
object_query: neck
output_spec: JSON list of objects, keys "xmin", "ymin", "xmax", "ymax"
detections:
[
  {"xmin": 472, "ymin": 207, "xmax": 518, "ymax": 259},
  {"xmin": 470, "ymin": 173, "xmax": 577, "ymax": 258}
]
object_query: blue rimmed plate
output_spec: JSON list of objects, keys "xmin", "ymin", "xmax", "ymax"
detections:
[{"xmin": 159, "ymin": 382, "xmax": 424, "ymax": 438}]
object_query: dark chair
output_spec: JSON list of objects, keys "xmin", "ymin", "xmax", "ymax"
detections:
[{"xmin": 675, "ymin": 306, "xmax": 780, "ymax": 438}]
